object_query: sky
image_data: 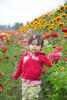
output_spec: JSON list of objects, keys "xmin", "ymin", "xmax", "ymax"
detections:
[{"xmin": 0, "ymin": 0, "xmax": 65, "ymax": 26}]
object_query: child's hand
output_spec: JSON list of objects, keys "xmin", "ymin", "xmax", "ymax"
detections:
[
  {"xmin": 13, "ymin": 76, "xmax": 17, "ymax": 80},
  {"xmin": 42, "ymin": 69, "xmax": 47, "ymax": 73}
]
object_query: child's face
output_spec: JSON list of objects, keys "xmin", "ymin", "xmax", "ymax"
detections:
[{"xmin": 29, "ymin": 39, "xmax": 41, "ymax": 54}]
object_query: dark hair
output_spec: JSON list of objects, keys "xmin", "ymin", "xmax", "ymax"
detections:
[{"xmin": 28, "ymin": 34, "xmax": 44, "ymax": 47}]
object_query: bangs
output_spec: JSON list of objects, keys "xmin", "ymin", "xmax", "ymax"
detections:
[{"xmin": 28, "ymin": 34, "xmax": 44, "ymax": 47}]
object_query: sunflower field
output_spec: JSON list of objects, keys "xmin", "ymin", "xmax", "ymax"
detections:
[{"xmin": 0, "ymin": 3, "xmax": 67, "ymax": 100}]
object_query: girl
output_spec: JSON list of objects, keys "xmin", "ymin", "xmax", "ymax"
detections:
[{"xmin": 13, "ymin": 34, "xmax": 52, "ymax": 100}]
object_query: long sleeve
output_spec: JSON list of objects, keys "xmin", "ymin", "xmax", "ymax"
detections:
[
  {"xmin": 13, "ymin": 55, "xmax": 23, "ymax": 80},
  {"xmin": 40, "ymin": 53, "xmax": 52, "ymax": 67}
]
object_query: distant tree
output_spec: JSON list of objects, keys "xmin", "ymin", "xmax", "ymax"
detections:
[
  {"xmin": 0, "ymin": 25, "xmax": 7, "ymax": 30},
  {"xmin": 7, "ymin": 25, "xmax": 11, "ymax": 30},
  {"xmin": 11, "ymin": 25, "xmax": 15, "ymax": 30},
  {"xmin": 14, "ymin": 22, "xmax": 23, "ymax": 30},
  {"xmin": 26, "ymin": 21, "xmax": 29, "ymax": 25}
]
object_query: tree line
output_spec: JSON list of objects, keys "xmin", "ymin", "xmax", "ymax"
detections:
[{"xmin": 0, "ymin": 22, "xmax": 23, "ymax": 30}]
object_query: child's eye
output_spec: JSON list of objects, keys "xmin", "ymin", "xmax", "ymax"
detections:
[
  {"xmin": 37, "ymin": 44, "xmax": 41, "ymax": 46},
  {"xmin": 31, "ymin": 44, "xmax": 34, "ymax": 45}
]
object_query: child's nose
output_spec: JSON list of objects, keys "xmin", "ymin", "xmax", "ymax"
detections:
[{"xmin": 33, "ymin": 45, "xmax": 36, "ymax": 48}]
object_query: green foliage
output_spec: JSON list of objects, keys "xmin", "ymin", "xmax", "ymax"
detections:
[
  {"xmin": 0, "ymin": 3, "xmax": 67, "ymax": 100},
  {"xmin": 39, "ymin": 39, "xmax": 67, "ymax": 100},
  {"xmin": 0, "ymin": 42, "xmax": 23, "ymax": 100}
]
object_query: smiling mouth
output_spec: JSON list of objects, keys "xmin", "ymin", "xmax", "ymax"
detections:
[{"xmin": 32, "ymin": 49, "xmax": 36, "ymax": 51}]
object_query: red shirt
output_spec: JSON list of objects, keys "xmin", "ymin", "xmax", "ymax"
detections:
[{"xmin": 13, "ymin": 52, "xmax": 52, "ymax": 80}]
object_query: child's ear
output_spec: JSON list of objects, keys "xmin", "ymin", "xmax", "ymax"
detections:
[{"xmin": 40, "ymin": 45, "xmax": 44, "ymax": 51}]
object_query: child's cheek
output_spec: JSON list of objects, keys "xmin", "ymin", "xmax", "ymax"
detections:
[
  {"xmin": 38, "ymin": 46, "xmax": 41, "ymax": 51},
  {"xmin": 27, "ymin": 47, "xmax": 30, "ymax": 51},
  {"xmin": 27, "ymin": 46, "xmax": 30, "ymax": 51}
]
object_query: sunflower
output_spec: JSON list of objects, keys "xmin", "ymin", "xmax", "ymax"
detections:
[
  {"xmin": 48, "ymin": 27, "xmax": 55, "ymax": 31},
  {"xmin": 56, "ymin": 16, "xmax": 62, "ymax": 22},
  {"xmin": 30, "ymin": 22, "xmax": 34, "ymax": 25},
  {"xmin": 63, "ymin": 20, "xmax": 67, "ymax": 23},
  {"xmin": 59, "ymin": 6, "xmax": 64, "ymax": 11},
  {"xmin": 49, "ymin": 20, "xmax": 53, "ymax": 24},
  {"xmin": 64, "ymin": 32, "xmax": 67, "ymax": 35},
  {"xmin": 50, "ymin": 12, "xmax": 54, "ymax": 17},
  {"xmin": 60, "ymin": 13, "xmax": 67, "ymax": 18},
  {"xmin": 18, "ymin": 26, "xmax": 24, "ymax": 31},
  {"xmin": 64, "ymin": 5, "xmax": 67, "ymax": 10},
  {"xmin": 34, "ymin": 22, "xmax": 38, "ymax": 25},
  {"xmin": 34, "ymin": 18, "xmax": 39, "ymax": 21},
  {"xmin": 43, "ymin": 20, "xmax": 47, "ymax": 24},
  {"xmin": 42, "ymin": 16, "xmax": 46, "ymax": 19},
  {"xmin": 36, "ymin": 22, "xmax": 41, "ymax": 26},
  {"xmin": 64, "ymin": 34, "xmax": 67, "ymax": 38},
  {"xmin": 33, "ymin": 26, "xmax": 37, "ymax": 31},
  {"xmin": 40, "ymin": 25, "xmax": 45, "ymax": 29},
  {"xmin": 28, "ymin": 24, "xmax": 32, "ymax": 28},
  {"xmin": 45, "ymin": 24, "xmax": 50, "ymax": 28},
  {"xmin": 41, "ymin": 22, "xmax": 44, "ymax": 25},
  {"xmin": 51, "ymin": 24, "xmax": 55, "ymax": 26},
  {"xmin": 56, "ymin": 9, "xmax": 62, "ymax": 13},
  {"xmin": 57, "ymin": 22, "xmax": 65, "ymax": 27},
  {"xmin": 39, "ymin": 16, "xmax": 44, "ymax": 20},
  {"xmin": 44, "ymin": 14, "xmax": 49, "ymax": 17},
  {"xmin": 39, "ymin": 19, "xmax": 43, "ymax": 23},
  {"xmin": 53, "ymin": 18, "xmax": 56, "ymax": 23}
]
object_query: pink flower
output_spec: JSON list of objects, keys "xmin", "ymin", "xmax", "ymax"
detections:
[
  {"xmin": 22, "ymin": 31, "xmax": 26, "ymax": 33},
  {"xmin": 48, "ymin": 51, "xmax": 62, "ymax": 64},
  {"xmin": 0, "ymin": 71, "xmax": 3, "ymax": 77},
  {"xmin": 55, "ymin": 46, "xmax": 63, "ymax": 51},
  {"xmin": 27, "ymin": 30, "xmax": 31, "ymax": 34},
  {"xmin": 62, "ymin": 29, "xmax": 67, "ymax": 32},
  {"xmin": 43, "ymin": 35, "xmax": 51, "ymax": 39},
  {"xmin": 64, "ymin": 58, "xmax": 67, "ymax": 61},
  {"xmin": 5, "ymin": 56, "xmax": 9, "ymax": 59},
  {"xmin": 19, "ymin": 35, "xmax": 23, "ymax": 38},
  {"xmin": 0, "ymin": 84, "xmax": 3, "ymax": 93},
  {"xmin": 64, "ymin": 36, "xmax": 67, "ymax": 38},
  {"xmin": 0, "ymin": 58, "xmax": 2, "ymax": 62},
  {"xmin": 14, "ymin": 54, "xmax": 17, "ymax": 57},
  {"xmin": 21, "ymin": 39, "xmax": 28, "ymax": 43},
  {"xmin": 51, "ymin": 33, "xmax": 58, "ymax": 38},
  {"xmin": 20, "ymin": 49, "xmax": 25, "ymax": 52},
  {"xmin": 20, "ymin": 45, "xmax": 24, "ymax": 47},
  {"xmin": 0, "ymin": 35, "xmax": 4, "ymax": 40},
  {"xmin": 1, "ymin": 40, "xmax": 6, "ymax": 44},
  {"xmin": 61, "ymin": 67, "xmax": 64, "ymax": 70},
  {"xmin": 8, "ymin": 42, "xmax": 11, "ymax": 45},
  {"xmin": 0, "ymin": 84, "xmax": 2, "ymax": 88},
  {"xmin": 1, "ymin": 46, "xmax": 6, "ymax": 49},
  {"xmin": 48, "ymin": 51, "xmax": 62, "ymax": 60},
  {"xmin": 2, "ymin": 47, "xmax": 7, "ymax": 53},
  {"xmin": 52, "ymin": 46, "xmax": 56, "ymax": 48}
]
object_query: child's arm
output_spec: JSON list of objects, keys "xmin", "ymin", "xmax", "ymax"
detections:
[
  {"xmin": 43, "ymin": 56, "xmax": 52, "ymax": 67},
  {"xmin": 40, "ymin": 53, "xmax": 52, "ymax": 67},
  {"xmin": 13, "ymin": 55, "xmax": 23, "ymax": 80}
]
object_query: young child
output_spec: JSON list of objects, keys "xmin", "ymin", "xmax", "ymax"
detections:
[{"xmin": 13, "ymin": 34, "xmax": 52, "ymax": 100}]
